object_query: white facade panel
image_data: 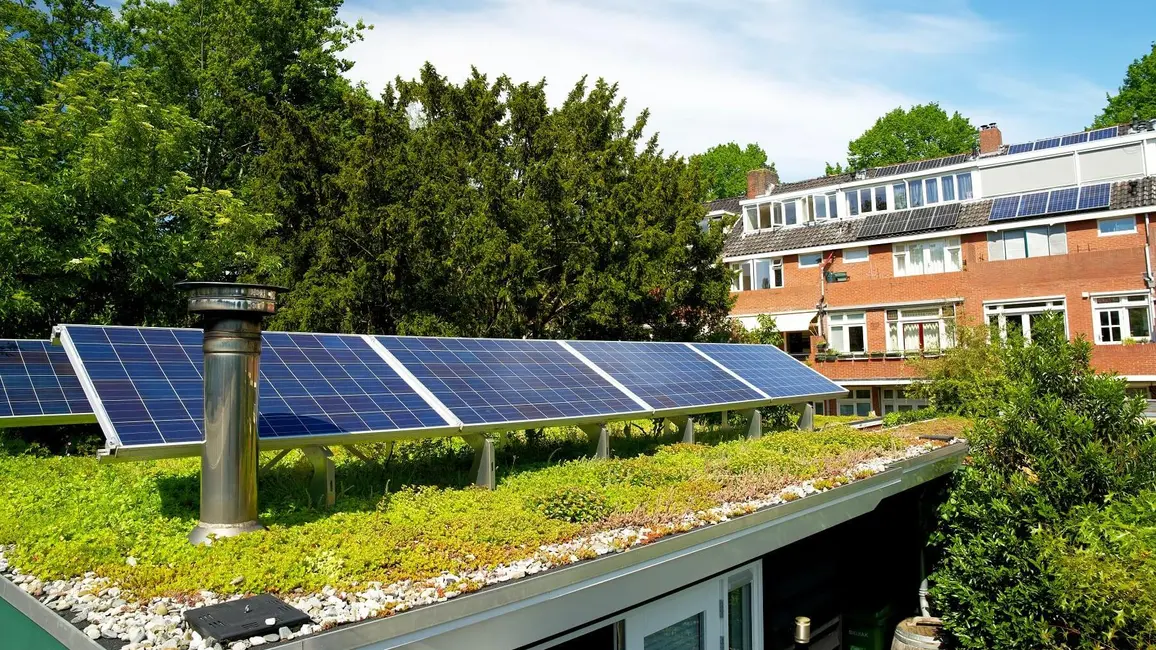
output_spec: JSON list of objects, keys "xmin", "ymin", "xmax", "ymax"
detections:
[
  {"xmin": 980, "ymin": 155, "xmax": 1077, "ymax": 196},
  {"xmin": 1079, "ymin": 143, "xmax": 1144, "ymax": 182}
]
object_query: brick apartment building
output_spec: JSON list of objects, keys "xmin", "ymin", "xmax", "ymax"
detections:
[{"xmin": 713, "ymin": 119, "xmax": 1156, "ymax": 417}]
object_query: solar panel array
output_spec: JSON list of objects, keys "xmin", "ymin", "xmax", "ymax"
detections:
[
  {"xmin": 689, "ymin": 343, "xmax": 843, "ymax": 399},
  {"xmin": 990, "ymin": 196, "xmax": 1021, "ymax": 221},
  {"xmin": 0, "ymin": 340, "xmax": 92, "ymax": 424},
  {"xmin": 1078, "ymin": 183, "xmax": 1111, "ymax": 209},
  {"xmin": 1047, "ymin": 187, "xmax": 1079, "ymax": 213},
  {"xmin": 986, "ymin": 182, "xmax": 1116, "ymax": 225},
  {"xmin": 1005, "ymin": 125, "xmax": 1122, "ymax": 157},
  {"xmin": 377, "ymin": 337, "xmax": 647, "ymax": 426},
  {"xmin": 1017, "ymin": 192, "xmax": 1049, "ymax": 217}
]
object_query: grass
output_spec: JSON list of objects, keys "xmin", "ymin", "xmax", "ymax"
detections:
[{"xmin": 0, "ymin": 417, "xmax": 970, "ymax": 600}]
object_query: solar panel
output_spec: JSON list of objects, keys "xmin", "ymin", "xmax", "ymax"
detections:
[
  {"xmin": 0, "ymin": 340, "xmax": 94, "ymax": 426},
  {"xmin": 905, "ymin": 207, "xmax": 934, "ymax": 232},
  {"xmin": 1061, "ymin": 132, "xmax": 1088, "ymax": 147},
  {"xmin": 1078, "ymin": 183, "xmax": 1111, "ymax": 209},
  {"xmin": 990, "ymin": 196, "xmax": 1021, "ymax": 221},
  {"xmin": 689, "ymin": 343, "xmax": 843, "ymax": 400},
  {"xmin": 1017, "ymin": 192, "xmax": 1049, "ymax": 217},
  {"xmin": 376, "ymin": 337, "xmax": 648, "ymax": 427},
  {"xmin": 896, "ymin": 162, "xmax": 919, "ymax": 174},
  {"xmin": 879, "ymin": 212, "xmax": 910, "ymax": 236},
  {"xmin": 1007, "ymin": 143, "xmax": 1034, "ymax": 155},
  {"xmin": 929, "ymin": 205, "xmax": 959, "ymax": 229},
  {"xmin": 567, "ymin": 341, "xmax": 765, "ymax": 411},
  {"xmin": 1046, "ymin": 187, "xmax": 1079, "ymax": 213},
  {"xmin": 1033, "ymin": 137, "xmax": 1061, "ymax": 151},
  {"xmin": 1088, "ymin": 126, "xmax": 1118, "ymax": 141},
  {"xmin": 59, "ymin": 326, "xmax": 451, "ymax": 450},
  {"xmin": 857, "ymin": 213, "xmax": 888, "ymax": 239}
]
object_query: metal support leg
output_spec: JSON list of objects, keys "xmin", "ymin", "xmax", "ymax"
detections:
[
  {"xmin": 720, "ymin": 409, "xmax": 731, "ymax": 433},
  {"xmin": 744, "ymin": 409, "xmax": 762, "ymax": 440},
  {"xmin": 795, "ymin": 403, "xmax": 814, "ymax": 431},
  {"xmin": 465, "ymin": 435, "xmax": 496, "ymax": 490},
  {"xmin": 666, "ymin": 416, "xmax": 695, "ymax": 443},
  {"xmin": 301, "ymin": 446, "xmax": 335, "ymax": 508},
  {"xmin": 579, "ymin": 423, "xmax": 610, "ymax": 459}
]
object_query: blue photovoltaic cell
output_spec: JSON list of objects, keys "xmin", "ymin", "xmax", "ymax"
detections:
[
  {"xmin": 1061, "ymin": 132, "xmax": 1089, "ymax": 147},
  {"xmin": 688, "ymin": 343, "xmax": 843, "ymax": 400},
  {"xmin": 1033, "ymin": 137, "xmax": 1061, "ymax": 151},
  {"xmin": 64, "ymin": 326, "xmax": 448, "ymax": 447},
  {"xmin": 568, "ymin": 341, "xmax": 764, "ymax": 411},
  {"xmin": 990, "ymin": 196, "xmax": 1021, "ymax": 221},
  {"xmin": 1047, "ymin": 187, "xmax": 1079, "ymax": 213},
  {"xmin": 0, "ymin": 340, "xmax": 91, "ymax": 421},
  {"xmin": 1017, "ymin": 192, "xmax": 1049, "ymax": 217},
  {"xmin": 1089, "ymin": 126, "xmax": 1118, "ymax": 141},
  {"xmin": 1078, "ymin": 183, "xmax": 1111, "ymax": 210},
  {"xmin": 377, "ymin": 337, "xmax": 646, "ymax": 426},
  {"xmin": 1007, "ymin": 143, "xmax": 1034, "ymax": 155}
]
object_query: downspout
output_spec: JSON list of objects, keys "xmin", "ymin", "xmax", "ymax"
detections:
[{"xmin": 1146, "ymin": 215, "xmax": 1155, "ymax": 340}]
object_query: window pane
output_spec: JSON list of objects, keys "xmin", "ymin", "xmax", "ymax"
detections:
[
  {"xmin": 1006, "ymin": 315, "xmax": 1024, "ymax": 339},
  {"xmin": 875, "ymin": 186, "xmax": 888, "ymax": 211},
  {"xmin": 645, "ymin": 614, "xmax": 703, "ymax": 650},
  {"xmin": 744, "ymin": 205, "xmax": 757, "ymax": 229},
  {"xmin": 946, "ymin": 245, "xmax": 961, "ymax": 272},
  {"xmin": 925, "ymin": 178, "xmax": 939, "ymax": 204},
  {"xmin": 861, "ymin": 190, "xmax": 873, "ymax": 213},
  {"xmin": 893, "ymin": 251, "xmax": 907, "ymax": 276},
  {"xmin": 1026, "ymin": 227, "xmax": 1050, "ymax": 257},
  {"xmin": 888, "ymin": 323, "xmax": 900, "ymax": 350},
  {"xmin": 828, "ymin": 194, "xmax": 839, "ymax": 218},
  {"xmin": 814, "ymin": 195, "xmax": 827, "ymax": 219},
  {"xmin": 909, "ymin": 180, "xmax": 924, "ymax": 207},
  {"xmin": 844, "ymin": 247, "xmax": 869, "ymax": 263},
  {"xmin": 847, "ymin": 190, "xmax": 859, "ymax": 216},
  {"xmin": 728, "ymin": 584, "xmax": 753, "ymax": 650},
  {"xmin": 774, "ymin": 264, "xmax": 783, "ymax": 287},
  {"xmin": 1049, "ymin": 225, "xmax": 1068, "ymax": 255},
  {"xmin": 785, "ymin": 201, "xmax": 797, "ymax": 225},
  {"xmin": 856, "ymin": 402, "xmax": 871, "ymax": 416},
  {"xmin": 1099, "ymin": 217, "xmax": 1135, "ymax": 235},
  {"xmin": 800, "ymin": 253, "xmax": 822, "ymax": 267},
  {"xmin": 839, "ymin": 404, "xmax": 855, "ymax": 416},
  {"xmin": 758, "ymin": 204, "xmax": 772, "ymax": 229},
  {"xmin": 849, "ymin": 326, "xmax": 865, "ymax": 353},
  {"xmin": 927, "ymin": 243, "xmax": 944, "ymax": 274},
  {"xmin": 957, "ymin": 173, "xmax": 973, "ymax": 199},
  {"xmin": 856, "ymin": 389, "xmax": 871, "ymax": 399},
  {"xmin": 830, "ymin": 327, "xmax": 845, "ymax": 353},
  {"xmin": 903, "ymin": 323, "xmax": 921, "ymax": 350},
  {"xmin": 908, "ymin": 245, "xmax": 925, "ymax": 275},
  {"xmin": 1100, "ymin": 310, "xmax": 1122, "ymax": 342},
  {"xmin": 754, "ymin": 259, "xmax": 772, "ymax": 289},
  {"xmin": 893, "ymin": 183, "xmax": 908, "ymax": 210},
  {"xmin": 1129, "ymin": 307, "xmax": 1151, "ymax": 339},
  {"xmin": 1004, "ymin": 231, "xmax": 1027, "ymax": 259},
  {"xmin": 941, "ymin": 175, "xmax": 955, "ymax": 201},
  {"xmin": 741, "ymin": 263, "xmax": 752, "ymax": 291}
]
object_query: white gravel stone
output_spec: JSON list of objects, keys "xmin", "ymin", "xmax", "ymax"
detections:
[
  {"xmin": 128, "ymin": 626, "xmax": 146, "ymax": 643},
  {"xmin": 249, "ymin": 635, "xmax": 267, "ymax": 646},
  {"xmin": 278, "ymin": 626, "xmax": 291, "ymax": 640},
  {"xmin": 263, "ymin": 633, "xmax": 279, "ymax": 642},
  {"xmin": 84, "ymin": 625, "xmax": 101, "ymax": 640}
]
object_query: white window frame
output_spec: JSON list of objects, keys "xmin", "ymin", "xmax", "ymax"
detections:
[
  {"xmin": 984, "ymin": 298, "xmax": 1067, "ymax": 342},
  {"xmin": 1098, "ymin": 216, "xmax": 1136, "ymax": 237},
  {"xmin": 828, "ymin": 312, "xmax": 867, "ymax": 355},
  {"xmin": 886, "ymin": 305, "xmax": 957, "ymax": 353},
  {"xmin": 892, "ymin": 237, "xmax": 961, "ymax": 277},
  {"xmin": 987, "ymin": 225, "xmax": 1067, "ymax": 261},
  {"xmin": 837, "ymin": 388, "xmax": 873, "ymax": 417},
  {"xmin": 798, "ymin": 252, "xmax": 822, "ymax": 268},
  {"xmin": 732, "ymin": 258, "xmax": 783, "ymax": 291},
  {"xmin": 1092, "ymin": 293, "xmax": 1152, "ymax": 344},
  {"xmin": 881, "ymin": 388, "xmax": 929, "ymax": 414},
  {"xmin": 843, "ymin": 247, "xmax": 869, "ymax": 263}
]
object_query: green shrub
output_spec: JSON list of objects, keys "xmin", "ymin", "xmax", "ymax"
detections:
[
  {"xmin": 881, "ymin": 407, "xmax": 938, "ymax": 428},
  {"xmin": 531, "ymin": 487, "xmax": 610, "ymax": 523},
  {"xmin": 928, "ymin": 313, "xmax": 1156, "ymax": 649}
]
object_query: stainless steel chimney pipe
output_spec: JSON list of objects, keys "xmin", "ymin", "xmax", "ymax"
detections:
[{"xmin": 177, "ymin": 282, "xmax": 283, "ymax": 545}]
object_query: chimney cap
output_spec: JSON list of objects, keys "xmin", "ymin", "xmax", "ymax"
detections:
[{"xmin": 176, "ymin": 281, "xmax": 286, "ymax": 316}]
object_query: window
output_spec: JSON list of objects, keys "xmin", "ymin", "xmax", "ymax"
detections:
[
  {"xmin": 941, "ymin": 175, "xmax": 956, "ymax": 201},
  {"xmin": 798, "ymin": 252, "xmax": 822, "ymax": 268},
  {"xmin": 753, "ymin": 258, "xmax": 783, "ymax": 289},
  {"xmin": 729, "ymin": 262, "xmax": 751, "ymax": 291},
  {"xmin": 1092, "ymin": 294, "xmax": 1152, "ymax": 343},
  {"xmin": 987, "ymin": 225, "xmax": 1067, "ymax": 261},
  {"xmin": 907, "ymin": 179, "xmax": 924, "ymax": 207},
  {"xmin": 784, "ymin": 200, "xmax": 797, "ymax": 226},
  {"xmin": 893, "ymin": 237, "xmax": 961, "ymax": 277},
  {"xmin": 625, "ymin": 562, "xmax": 761, "ymax": 650},
  {"xmin": 828, "ymin": 312, "xmax": 866, "ymax": 354},
  {"xmin": 827, "ymin": 193, "xmax": 838, "ymax": 219},
  {"xmin": 1099, "ymin": 216, "xmax": 1136, "ymax": 236},
  {"xmin": 893, "ymin": 183, "xmax": 908, "ymax": 210},
  {"xmin": 843, "ymin": 247, "xmax": 869, "ymax": 263},
  {"xmin": 881, "ymin": 388, "xmax": 929, "ymax": 414},
  {"xmin": 956, "ymin": 172, "xmax": 974, "ymax": 199},
  {"xmin": 838, "ymin": 389, "xmax": 873, "ymax": 417},
  {"xmin": 726, "ymin": 571, "xmax": 755, "ymax": 650},
  {"xmin": 813, "ymin": 194, "xmax": 828, "ymax": 220},
  {"xmin": 757, "ymin": 203, "xmax": 772, "ymax": 229},
  {"xmin": 886, "ymin": 305, "xmax": 956, "ymax": 353},
  {"xmin": 847, "ymin": 190, "xmax": 859, "ymax": 216},
  {"xmin": 925, "ymin": 178, "xmax": 939, "ymax": 204},
  {"xmin": 985, "ymin": 299, "xmax": 1067, "ymax": 342},
  {"xmin": 860, "ymin": 189, "xmax": 873, "ymax": 214},
  {"xmin": 875, "ymin": 186, "xmax": 888, "ymax": 212}
]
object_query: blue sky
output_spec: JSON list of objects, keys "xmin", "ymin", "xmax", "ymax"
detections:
[{"xmin": 339, "ymin": 0, "xmax": 1154, "ymax": 181}]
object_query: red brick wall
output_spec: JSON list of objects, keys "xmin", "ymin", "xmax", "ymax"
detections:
[{"xmin": 731, "ymin": 214, "xmax": 1156, "ymax": 383}]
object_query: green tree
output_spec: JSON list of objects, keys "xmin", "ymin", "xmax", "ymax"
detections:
[
  {"xmin": 690, "ymin": 142, "xmax": 770, "ymax": 201},
  {"xmin": 1094, "ymin": 42, "xmax": 1156, "ymax": 128},
  {"xmin": 831, "ymin": 103, "xmax": 976, "ymax": 172},
  {"xmin": 928, "ymin": 313, "xmax": 1156, "ymax": 648}
]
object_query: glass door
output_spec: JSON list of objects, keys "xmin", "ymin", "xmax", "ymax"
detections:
[{"xmin": 626, "ymin": 580, "xmax": 718, "ymax": 650}]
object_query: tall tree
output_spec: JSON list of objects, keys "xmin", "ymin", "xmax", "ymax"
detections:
[
  {"xmin": 1093, "ymin": 42, "xmax": 1156, "ymax": 128},
  {"xmin": 691, "ymin": 142, "xmax": 769, "ymax": 200},
  {"xmin": 829, "ymin": 103, "xmax": 976, "ymax": 172}
]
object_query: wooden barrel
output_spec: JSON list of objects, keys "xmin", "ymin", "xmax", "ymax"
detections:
[{"xmin": 891, "ymin": 617, "xmax": 941, "ymax": 650}]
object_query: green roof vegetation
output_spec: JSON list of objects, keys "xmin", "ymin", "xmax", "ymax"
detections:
[{"xmin": 0, "ymin": 418, "xmax": 967, "ymax": 600}]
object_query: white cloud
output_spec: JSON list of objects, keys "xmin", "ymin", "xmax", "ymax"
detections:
[{"xmin": 339, "ymin": 0, "xmax": 1100, "ymax": 181}]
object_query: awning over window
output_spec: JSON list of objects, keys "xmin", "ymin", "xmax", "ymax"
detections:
[{"xmin": 771, "ymin": 311, "xmax": 818, "ymax": 333}]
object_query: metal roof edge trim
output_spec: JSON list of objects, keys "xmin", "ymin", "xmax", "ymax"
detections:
[
  {"xmin": 300, "ymin": 442, "xmax": 967, "ymax": 650},
  {"xmin": 0, "ymin": 573, "xmax": 103, "ymax": 650}
]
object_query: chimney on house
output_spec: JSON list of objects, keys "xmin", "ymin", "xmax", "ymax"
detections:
[
  {"xmin": 978, "ymin": 123, "xmax": 1003, "ymax": 154},
  {"xmin": 746, "ymin": 167, "xmax": 780, "ymax": 199}
]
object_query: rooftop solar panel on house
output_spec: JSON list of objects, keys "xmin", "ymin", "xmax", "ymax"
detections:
[
  {"xmin": 1017, "ymin": 192, "xmax": 1049, "ymax": 217},
  {"xmin": 1046, "ymin": 187, "xmax": 1079, "ymax": 213},
  {"xmin": 567, "ymin": 341, "xmax": 765, "ymax": 412},
  {"xmin": 689, "ymin": 343, "xmax": 843, "ymax": 400},
  {"xmin": 376, "ymin": 336, "xmax": 649, "ymax": 428},
  {"xmin": 857, "ymin": 214, "xmax": 888, "ymax": 239},
  {"xmin": 1061, "ymin": 132, "xmax": 1089, "ymax": 147},
  {"xmin": 896, "ymin": 162, "xmax": 919, "ymax": 175},
  {"xmin": 1078, "ymin": 183, "xmax": 1111, "ymax": 209},
  {"xmin": 1088, "ymin": 126, "xmax": 1118, "ymax": 141},
  {"xmin": 1007, "ymin": 143, "xmax": 1034, "ymax": 155},
  {"xmin": 928, "ymin": 206, "xmax": 959, "ymax": 229},
  {"xmin": 0, "ymin": 340, "xmax": 94, "ymax": 426},
  {"xmin": 1033, "ymin": 137, "xmax": 1061, "ymax": 151},
  {"xmin": 58, "ymin": 326, "xmax": 452, "ymax": 453},
  {"xmin": 879, "ymin": 212, "xmax": 910, "ymax": 236},
  {"xmin": 905, "ymin": 207, "xmax": 935, "ymax": 232},
  {"xmin": 989, "ymin": 196, "xmax": 1021, "ymax": 221}
]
